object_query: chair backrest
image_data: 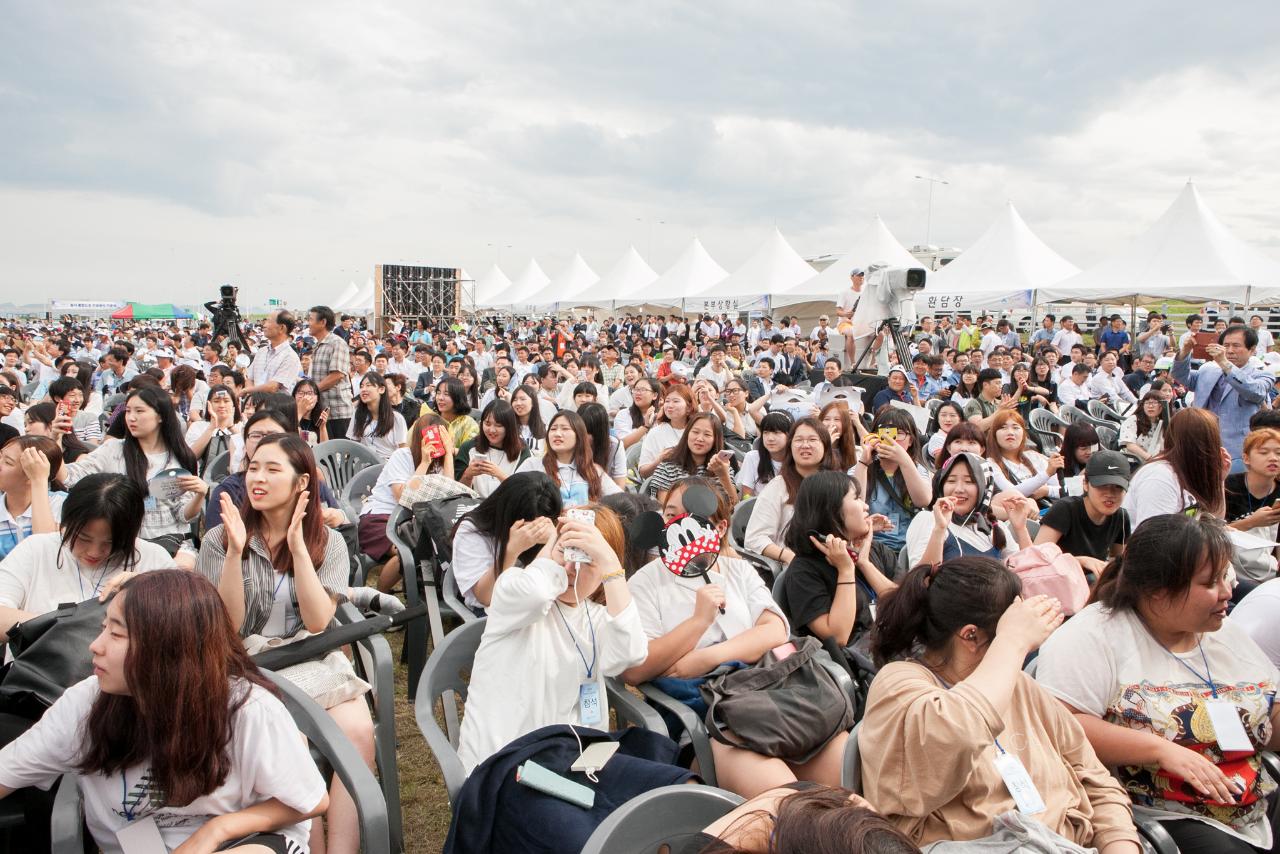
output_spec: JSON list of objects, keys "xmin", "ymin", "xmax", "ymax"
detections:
[
  {"xmin": 729, "ymin": 497, "xmax": 756, "ymax": 547},
  {"xmin": 413, "ymin": 617, "xmax": 487, "ymax": 805},
  {"xmin": 840, "ymin": 722, "xmax": 864, "ymax": 793},
  {"xmin": 770, "ymin": 565, "xmax": 789, "ymax": 616},
  {"xmin": 342, "ymin": 462, "xmax": 384, "ymax": 511},
  {"xmin": 1096, "ymin": 425, "xmax": 1119, "ymax": 450},
  {"xmin": 625, "ymin": 441, "xmax": 642, "ymax": 473},
  {"xmin": 579, "ymin": 785, "xmax": 745, "ymax": 854},
  {"xmin": 205, "ymin": 450, "xmax": 231, "ymax": 484},
  {"xmin": 1088, "ymin": 399, "xmax": 1122, "ymax": 423},
  {"xmin": 315, "ymin": 438, "xmax": 381, "ymax": 494}
]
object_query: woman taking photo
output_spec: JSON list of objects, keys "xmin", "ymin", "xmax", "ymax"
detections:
[
  {"xmin": 626, "ymin": 479, "xmax": 852, "ymax": 799},
  {"xmin": 578, "ymin": 402, "xmax": 628, "ymax": 490},
  {"xmin": 1119, "ymin": 391, "xmax": 1168, "ymax": 462},
  {"xmin": 199, "ymin": 433, "xmax": 372, "ymax": 854},
  {"xmin": 0, "ymin": 570, "xmax": 329, "ymax": 854},
  {"xmin": 1122, "ymin": 408, "xmax": 1227, "ymax": 528},
  {"xmin": 1037, "ymin": 513, "xmax": 1279, "ymax": 854},
  {"xmin": 347, "ymin": 370, "xmax": 408, "ymax": 462},
  {"xmin": 778, "ymin": 471, "xmax": 897, "ymax": 649},
  {"xmin": 643, "ymin": 412, "xmax": 736, "ymax": 503},
  {"xmin": 924, "ymin": 400, "xmax": 965, "ymax": 462},
  {"xmin": 450, "ymin": 471, "xmax": 561, "ymax": 613},
  {"xmin": 24, "ymin": 403, "xmax": 91, "ymax": 463},
  {"xmin": 904, "ymin": 453, "xmax": 1035, "ymax": 566},
  {"xmin": 60, "ymin": 385, "xmax": 203, "ymax": 566},
  {"xmin": 0, "ymin": 435, "xmax": 65, "ymax": 560},
  {"xmin": 457, "ymin": 506, "xmax": 648, "ymax": 772},
  {"xmin": 985, "ymin": 410, "xmax": 1064, "ymax": 500},
  {"xmin": 293, "ymin": 378, "xmax": 329, "ymax": 444},
  {"xmin": 517, "ymin": 410, "xmax": 621, "ymax": 507},
  {"xmin": 614, "ymin": 377, "xmax": 662, "ymax": 450},
  {"xmin": 185, "ymin": 384, "xmax": 242, "ymax": 475},
  {"xmin": 638, "ymin": 385, "xmax": 696, "ymax": 479},
  {"xmin": 509, "ymin": 385, "xmax": 547, "ymax": 457},
  {"xmin": 860, "ymin": 557, "xmax": 1140, "ymax": 851},
  {"xmin": 854, "ymin": 408, "xmax": 932, "ymax": 555},
  {"xmin": 0, "ymin": 473, "xmax": 172, "ymax": 643},
  {"xmin": 736, "ymin": 411, "xmax": 791, "ymax": 497},
  {"xmin": 743, "ymin": 417, "xmax": 832, "ymax": 566},
  {"xmin": 457, "ymin": 400, "xmax": 530, "ymax": 498}
]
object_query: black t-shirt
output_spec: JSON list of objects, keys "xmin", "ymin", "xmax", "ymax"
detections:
[
  {"xmin": 1224, "ymin": 472, "xmax": 1280, "ymax": 523},
  {"xmin": 777, "ymin": 554, "xmax": 873, "ymax": 639},
  {"xmin": 1040, "ymin": 496, "xmax": 1130, "ymax": 561}
]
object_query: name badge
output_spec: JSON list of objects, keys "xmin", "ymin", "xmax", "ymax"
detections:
[
  {"xmin": 143, "ymin": 496, "xmax": 158, "ymax": 512},
  {"xmin": 994, "ymin": 750, "xmax": 1046, "ymax": 815},
  {"xmin": 1205, "ymin": 699, "xmax": 1255, "ymax": 754},
  {"xmin": 578, "ymin": 681, "xmax": 602, "ymax": 726},
  {"xmin": 116, "ymin": 816, "xmax": 166, "ymax": 854}
]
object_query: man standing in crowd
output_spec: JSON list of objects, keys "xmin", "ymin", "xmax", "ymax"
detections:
[
  {"xmin": 308, "ymin": 305, "xmax": 354, "ymax": 441},
  {"xmin": 1174, "ymin": 325, "xmax": 1270, "ymax": 470},
  {"xmin": 1250, "ymin": 314, "xmax": 1274, "ymax": 353},
  {"xmin": 1029, "ymin": 314, "xmax": 1056, "ymax": 350},
  {"xmin": 835, "ymin": 267, "xmax": 864, "ymax": 367},
  {"xmin": 242, "ymin": 309, "xmax": 302, "ymax": 395},
  {"xmin": 1052, "ymin": 315, "xmax": 1083, "ymax": 357}
]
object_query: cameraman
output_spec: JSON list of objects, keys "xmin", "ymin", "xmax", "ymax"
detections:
[{"xmin": 1135, "ymin": 312, "xmax": 1171, "ymax": 360}]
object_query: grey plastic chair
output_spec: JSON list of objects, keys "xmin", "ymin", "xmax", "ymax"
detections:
[
  {"xmin": 728, "ymin": 498, "xmax": 782, "ymax": 582},
  {"xmin": 52, "ymin": 673, "xmax": 392, "ymax": 854},
  {"xmin": 840, "ymin": 722, "xmax": 864, "ymax": 792},
  {"xmin": 341, "ymin": 463, "xmax": 384, "ymax": 583},
  {"xmin": 1027, "ymin": 409, "xmax": 1068, "ymax": 453},
  {"xmin": 385, "ymin": 505, "xmax": 440, "ymax": 699},
  {"xmin": 203, "ymin": 449, "xmax": 231, "ymax": 485},
  {"xmin": 335, "ymin": 602, "xmax": 403, "ymax": 852},
  {"xmin": 636, "ymin": 681, "xmax": 721, "ymax": 787},
  {"xmin": 579, "ymin": 785, "xmax": 744, "ymax": 854},
  {"xmin": 314, "ymin": 438, "xmax": 381, "ymax": 497},
  {"xmin": 1088, "ymin": 399, "xmax": 1123, "ymax": 423},
  {"xmin": 415, "ymin": 618, "xmax": 665, "ymax": 806},
  {"xmin": 442, "ymin": 565, "xmax": 479, "ymax": 624},
  {"xmin": 1095, "ymin": 425, "xmax": 1120, "ymax": 451}
]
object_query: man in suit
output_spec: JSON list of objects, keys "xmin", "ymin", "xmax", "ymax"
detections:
[
  {"xmin": 743, "ymin": 357, "xmax": 776, "ymax": 402},
  {"xmin": 1172, "ymin": 325, "xmax": 1270, "ymax": 470}
]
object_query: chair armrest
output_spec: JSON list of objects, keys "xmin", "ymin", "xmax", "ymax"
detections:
[
  {"xmin": 50, "ymin": 774, "xmax": 84, "ymax": 852},
  {"xmin": 1134, "ymin": 816, "xmax": 1178, "ymax": 854},
  {"xmin": 606, "ymin": 678, "xmax": 666, "ymax": 734},
  {"xmin": 262, "ymin": 670, "xmax": 391, "ymax": 854},
  {"xmin": 637, "ymin": 682, "xmax": 718, "ymax": 786}
]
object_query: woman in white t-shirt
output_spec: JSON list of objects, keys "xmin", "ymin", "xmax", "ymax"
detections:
[
  {"xmin": 1119, "ymin": 392, "xmax": 1169, "ymax": 463},
  {"xmin": 184, "ymin": 384, "xmax": 242, "ymax": 475},
  {"xmin": 0, "ymin": 435, "xmax": 66, "ymax": 561},
  {"xmin": 1037, "ymin": 513, "xmax": 1280, "ymax": 854},
  {"xmin": 1123, "ymin": 408, "xmax": 1227, "ymax": 529},
  {"xmin": 743, "ymin": 418, "xmax": 831, "ymax": 565},
  {"xmin": 456, "ymin": 400, "xmax": 531, "ymax": 498},
  {"xmin": 516, "ymin": 411, "xmax": 621, "ymax": 508},
  {"xmin": 735, "ymin": 412, "xmax": 791, "ymax": 497},
  {"xmin": 0, "ymin": 570, "xmax": 328, "ymax": 854},
  {"xmin": 0, "ymin": 473, "xmax": 171, "ymax": 645},
  {"xmin": 637, "ymin": 384, "xmax": 695, "ymax": 479},
  {"xmin": 457, "ymin": 505, "xmax": 647, "ymax": 772},
  {"xmin": 346, "ymin": 371, "xmax": 407, "ymax": 462},
  {"xmin": 613, "ymin": 378, "xmax": 661, "ymax": 449},
  {"xmin": 984, "ymin": 410, "xmax": 1063, "ymax": 501}
]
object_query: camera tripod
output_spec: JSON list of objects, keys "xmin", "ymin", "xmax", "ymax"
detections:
[{"xmin": 852, "ymin": 316, "xmax": 914, "ymax": 374}]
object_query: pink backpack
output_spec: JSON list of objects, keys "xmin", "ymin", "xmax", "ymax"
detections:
[{"xmin": 1005, "ymin": 543, "xmax": 1090, "ymax": 616}]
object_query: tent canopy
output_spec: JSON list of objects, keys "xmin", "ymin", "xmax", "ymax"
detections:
[
  {"xmin": 685, "ymin": 228, "xmax": 815, "ymax": 313},
  {"xmin": 773, "ymin": 216, "xmax": 918, "ymax": 308},
  {"xmin": 111, "ymin": 302, "xmax": 193, "ymax": 320},
  {"xmin": 638, "ymin": 237, "xmax": 728, "ymax": 305},
  {"xmin": 570, "ymin": 246, "xmax": 659, "ymax": 310},
  {"xmin": 521, "ymin": 252, "xmax": 599, "ymax": 310},
  {"xmin": 474, "ymin": 264, "xmax": 512, "ymax": 309},
  {"xmin": 1037, "ymin": 182, "xmax": 1280, "ymax": 305},
  {"xmin": 502, "ymin": 259, "xmax": 552, "ymax": 311},
  {"xmin": 917, "ymin": 202, "xmax": 1077, "ymax": 312}
]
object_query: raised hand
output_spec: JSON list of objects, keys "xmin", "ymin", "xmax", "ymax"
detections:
[
  {"xmin": 220, "ymin": 493, "xmax": 247, "ymax": 553},
  {"xmin": 286, "ymin": 490, "xmax": 310, "ymax": 555}
]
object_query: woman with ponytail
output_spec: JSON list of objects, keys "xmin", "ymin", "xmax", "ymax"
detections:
[
  {"xmin": 1037, "ymin": 513, "xmax": 1280, "ymax": 854},
  {"xmin": 858, "ymin": 556, "xmax": 1140, "ymax": 850}
]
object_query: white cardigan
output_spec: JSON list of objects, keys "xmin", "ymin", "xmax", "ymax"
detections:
[
  {"xmin": 743, "ymin": 475, "xmax": 794, "ymax": 556},
  {"xmin": 456, "ymin": 558, "xmax": 647, "ymax": 772}
]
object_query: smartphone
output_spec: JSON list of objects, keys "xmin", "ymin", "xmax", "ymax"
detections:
[
  {"xmin": 564, "ymin": 507, "xmax": 595, "ymax": 564},
  {"xmin": 56, "ymin": 402, "xmax": 70, "ymax": 420},
  {"xmin": 877, "ymin": 427, "xmax": 898, "ymax": 443},
  {"xmin": 1191, "ymin": 331, "xmax": 1217, "ymax": 360},
  {"xmin": 421, "ymin": 425, "xmax": 447, "ymax": 459},
  {"xmin": 716, "ymin": 449, "xmax": 734, "ymax": 462}
]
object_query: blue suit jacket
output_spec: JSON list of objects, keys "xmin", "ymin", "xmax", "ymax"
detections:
[{"xmin": 1171, "ymin": 355, "xmax": 1270, "ymax": 459}]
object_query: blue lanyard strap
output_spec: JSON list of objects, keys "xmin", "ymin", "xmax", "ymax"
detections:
[
  {"xmin": 553, "ymin": 602, "xmax": 598, "ymax": 680},
  {"xmin": 1159, "ymin": 638, "xmax": 1218, "ymax": 698},
  {"xmin": 120, "ymin": 772, "xmax": 137, "ymax": 821}
]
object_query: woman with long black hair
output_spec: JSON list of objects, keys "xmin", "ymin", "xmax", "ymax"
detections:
[
  {"xmin": 736, "ymin": 411, "xmax": 792, "ymax": 497},
  {"xmin": 59, "ymin": 385, "xmax": 202, "ymax": 566},
  {"xmin": 0, "ymin": 570, "xmax": 329, "ymax": 853},
  {"xmin": 185, "ymin": 384, "xmax": 242, "ymax": 475},
  {"xmin": 457, "ymin": 400, "xmax": 530, "ymax": 497},
  {"xmin": 509, "ymin": 385, "xmax": 547, "ymax": 457},
  {"xmin": 292, "ymin": 377, "xmax": 329, "ymax": 444},
  {"xmin": 517, "ymin": 410, "xmax": 621, "ymax": 506},
  {"xmin": 347, "ymin": 370, "xmax": 407, "ymax": 461},
  {"xmin": 577, "ymin": 402, "xmax": 628, "ymax": 490}
]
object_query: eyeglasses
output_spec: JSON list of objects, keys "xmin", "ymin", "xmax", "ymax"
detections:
[
  {"xmin": 246, "ymin": 431, "xmax": 276, "ymax": 442},
  {"xmin": 793, "ymin": 437, "xmax": 824, "ymax": 447}
]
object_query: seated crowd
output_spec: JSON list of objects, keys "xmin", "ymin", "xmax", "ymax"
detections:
[{"xmin": 0, "ymin": 302, "xmax": 1278, "ymax": 853}]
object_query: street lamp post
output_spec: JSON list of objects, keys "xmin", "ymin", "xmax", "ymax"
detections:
[{"xmin": 914, "ymin": 175, "xmax": 949, "ymax": 246}]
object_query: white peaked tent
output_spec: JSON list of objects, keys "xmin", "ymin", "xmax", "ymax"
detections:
[
  {"xmin": 774, "ymin": 216, "xmax": 919, "ymax": 308},
  {"xmin": 342, "ymin": 278, "xmax": 375, "ymax": 314},
  {"xmin": 331, "ymin": 281, "xmax": 359, "ymax": 311},
  {"xmin": 685, "ymin": 228, "xmax": 815, "ymax": 313},
  {"xmin": 501, "ymin": 259, "xmax": 552, "ymax": 312},
  {"xmin": 571, "ymin": 246, "xmax": 659, "ymax": 310},
  {"xmin": 474, "ymin": 264, "xmax": 512, "ymax": 309},
  {"xmin": 521, "ymin": 252, "xmax": 600, "ymax": 310},
  {"xmin": 630, "ymin": 237, "xmax": 728, "ymax": 307},
  {"xmin": 919, "ymin": 202, "xmax": 1078, "ymax": 312},
  {"xmin": 1038, "ymin": 182, "xmax": 1280, "ymax": 305}
]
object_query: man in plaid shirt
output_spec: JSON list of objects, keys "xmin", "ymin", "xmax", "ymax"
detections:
[{"xmin": 307, "ymin": 305, "xmax": 354, "ymax": 441}]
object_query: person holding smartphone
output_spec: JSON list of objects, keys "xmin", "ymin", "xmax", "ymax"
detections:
[{"xmin": 643, "ymin": 413, "xmax": 736, "ymax": 505}]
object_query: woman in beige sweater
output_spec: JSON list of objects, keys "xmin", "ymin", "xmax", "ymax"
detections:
[{"xmin": 859, "ymin": 556, "xmax": 1141, "ymax": 852}]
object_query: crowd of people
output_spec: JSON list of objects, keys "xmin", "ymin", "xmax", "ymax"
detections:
[{"xmin": 0, "ymin": 290, "xmax": 1277, "ymax": 853}]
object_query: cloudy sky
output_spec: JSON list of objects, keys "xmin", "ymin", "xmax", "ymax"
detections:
[{"xmin": 3, "ymin": 1, "xmax": 1280, "ymax": 308}]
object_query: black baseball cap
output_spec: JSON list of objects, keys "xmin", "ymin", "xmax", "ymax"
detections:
[{"xmin": 1084, "ymin": 450, "xmax": 1131, "ymax": 489}]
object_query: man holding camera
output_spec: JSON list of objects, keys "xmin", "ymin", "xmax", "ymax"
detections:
[
  {"xmin": 1173, "ymin": 325, "xmax": 1270, "ymax": 470},
  {"xmin": 1135, "ymin": 314, "xmax": 1171, "ymax": 361}
]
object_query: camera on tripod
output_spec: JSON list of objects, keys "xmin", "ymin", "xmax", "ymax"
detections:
[{"xmin": 204, "ymin": 284, "xmax": 247, "ymax": 350}]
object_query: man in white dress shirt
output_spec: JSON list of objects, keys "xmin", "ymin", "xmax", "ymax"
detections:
[{"xmin": 242, "ymin": 310, "xmax": 302, "ymax": 395}]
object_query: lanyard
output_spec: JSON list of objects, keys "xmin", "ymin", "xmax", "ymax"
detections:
[
  {"xmin": 77, "ymin": 562, "xmax": 110, "ymax": 601},
  {"xmin": 120, "ymin": 772, "xmax": 138, "ymax": 821},
  {"xmin": 1158, "ymin": 638, "xmax": 1219, "ymax": 698},
  {"xmin": 553, "ymin": 602, "xmax": 598, "ymax": 680}
]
